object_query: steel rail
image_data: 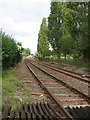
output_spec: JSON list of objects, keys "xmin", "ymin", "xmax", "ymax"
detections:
[
  {"xmin": 25, "ymin": 61, "xmax": 73, "ymax": 120},
  {"xmin": 37, "ymin": 59, "xmax": 90, "ymax": 78},
  {"xmin": 44, "ymin": 61, "xmax": 89, "ymax": 76},
  {"xmin": 28, "ymin": 60, "xmax": 90, "ymax": 103},
  {"xmin": 31, "ymin": 60, "xmax": 89, "ymax": 84}
]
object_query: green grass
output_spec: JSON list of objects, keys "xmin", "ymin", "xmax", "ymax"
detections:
[
  {"xmin": 35, "ymin": 56, "xmax": 90, "ymax": 71},
  {"xmin": 50, "ymin": 59, "xmax": 90, "ymax": 71},
  {"xmin": 2, "ymin": 68, "xmax": 34, "ymax": 111},
  {"xmin": 59, "ymin": 59, "xmax": 90, "ymax": 71}
]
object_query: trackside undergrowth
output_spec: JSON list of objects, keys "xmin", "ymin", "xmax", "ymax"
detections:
[{"xmin": 2, "ymin": 68, "xmax": 34, "ymax": 111}]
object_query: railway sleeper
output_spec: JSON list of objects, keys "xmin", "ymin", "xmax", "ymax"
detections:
[{"xmin": 2, "ymin": 102, "xmax": 61, "ymax": 120}]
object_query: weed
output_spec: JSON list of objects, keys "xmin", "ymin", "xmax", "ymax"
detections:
[
  {"xmin": 68, "ymin": 94, "xmax": 72, "ymax": 97},
  {"xmin": 44, "ymin": 81, "xmax": 46, "ymax": 83},
  {"xmin": 50, "ymin": 59, "xmax": 90, "ymax": 69},
  {"xmin": 2, "ymin": 68, "xmax": 34, "ymax": 112}
]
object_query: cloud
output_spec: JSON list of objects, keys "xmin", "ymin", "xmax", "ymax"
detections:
[
  {"xmin": 0, "ymin": 18, "xmax": 40, "ymax": 35},
  {"xmin": 0, "ymin": 0, "xmax": 51, "ymax": 9},
  {"xmin": 15, "ymin": 35, "xmax": 38, "ymax": 54},
  {"xmin": 0, "ymin": 0, "xmax": 51, "ymax": 54}
]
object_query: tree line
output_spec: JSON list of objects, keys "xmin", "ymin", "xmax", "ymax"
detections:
[{"xmin": 37, "ymin": 2, "xmax": 89, "ymax": 61}]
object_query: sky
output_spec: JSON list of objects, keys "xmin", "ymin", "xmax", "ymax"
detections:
[{"xmin": 0, "ymin": 0, "xmax": 51, "ymax": 54}]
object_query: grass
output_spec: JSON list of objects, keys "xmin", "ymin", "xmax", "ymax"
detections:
[
  {"xmin": 2, "ymin": 68, "xmax": 34, "ymax": 111},
  {"xmin": 59, "ymin": 59, "xmax": 90, "ymax": 71},
  {"xmin": 49, "ymin": 58, "xmax": 90, "ymax": 71},
  {"xmin": 34, "ymin": 56, "xmax": 90, "ymax": 71}
]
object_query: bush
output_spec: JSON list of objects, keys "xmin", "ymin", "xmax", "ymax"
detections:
[{"xmin": 1, "ymin": 31, "xmax": 22, "ymax": 68}]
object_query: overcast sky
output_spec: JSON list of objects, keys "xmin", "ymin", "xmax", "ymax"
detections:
[{"xmin": 0, "ymin": 0, "xmax": 51, "ymax": 54}]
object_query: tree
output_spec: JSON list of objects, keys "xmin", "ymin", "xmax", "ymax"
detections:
[
  {"xmin": 23, "ymin": 48, "xmax": 31, "ymax": 57},
  {"xmin": 37, "ymin": 17, "xmax": 50, "ymax": 58},
  {"xmin": 66, "ymin": 2, "xmax": 89, "ymax": 60},
  {"xmin": 16, "ymin": 42, "xmax": 24, "ymax": 63},
  {"xmin": 48, "ymin": 2, "xmax": 62, "ymax": 59},
  {"xmin": 60, "ymin": 31, "xmax": 74, "ymax": 59},
  {"xmin": 48, "ymin": 2, "xmax": 89, "ymax": 60}
]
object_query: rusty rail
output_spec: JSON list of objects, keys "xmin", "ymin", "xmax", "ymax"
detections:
[
  {"xmin": 37, "ymin": 58, "xmax": 90, "ymax": 79},
  {"xmin": 31, "ymin": 60, "xmax": 90, "ymax": 84}
]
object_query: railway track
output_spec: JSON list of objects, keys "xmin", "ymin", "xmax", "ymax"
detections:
[
  {"xmin": 2, "ymin": 59, "xmax": 89, "ymax": 119},
  {"xmin": 38, "ymin": 58, "xmax": 90, "ymax": 79},
  {"xmin": 28, "ymin": 59, "xmax": 89, "ymax": 98},
  {"xmin": 24, "ymin": 59, "xmax": 89, "ymax": 119},
  {"xmin": 25, "ymin": 60, "xmax": 72, "ymax": 119},
  {"xmin": 32, "ymin": 60, "xmax": 90, "ymax": 84}
]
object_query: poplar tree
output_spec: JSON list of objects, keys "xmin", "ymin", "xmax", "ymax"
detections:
[
  {"xmin": 37, "ymin": 17, "xmax": 50, "ymax": 57},
  {"xmin": 48, "ymin": 2, "xmax": 62, "ymax": 58}
]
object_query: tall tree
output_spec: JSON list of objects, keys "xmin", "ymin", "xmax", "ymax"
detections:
[
  {"xmin": 37, "ymin": 17, "xmax": 50, "ymax": 57},
  {"xmin": 48, "ymin": 2, "xmax": 89, "ymax": 60},
  {"xmin": 48, "ymin": 2, "xmax": 63, "ymax": 58},
  {"xmin": 66, "ymin": 2, "xmax": 89, "ymax": 59}
]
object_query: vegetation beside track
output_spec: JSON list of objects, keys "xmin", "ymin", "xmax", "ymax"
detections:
[
  {"xmin": 2, "ymin": 68, "xmax": 34, "ymax": 111},
  {"xmin": 50, "ymin": 59, "xmax": 90, "ymax": 71},
  {"xmin": 35, "ymin": 57, "xmax": 90, "ymax": 72},
  {"xmin": 36, "ymin": 2, "xmax": 89, "ymax": 63}
]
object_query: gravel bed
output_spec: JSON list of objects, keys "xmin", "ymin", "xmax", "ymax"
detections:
[
  {"xmin": 34, "ymin": 62, "xmax": 89, "ymax": 96},
  {"xmin": 43, "ymin": 61, "xmax": 88, "ymax": 74}
]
